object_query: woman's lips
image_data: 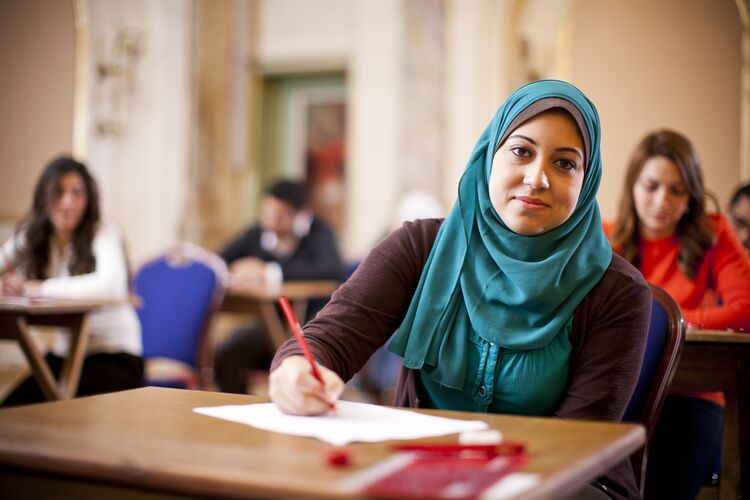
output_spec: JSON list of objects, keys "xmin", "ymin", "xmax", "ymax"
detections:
[
  {"xmin": 648, "ymin": 212, "xmax": 672, "ymax": 221},
  {"xmin": 514, "ymin": 196, "xmax": 549, "ymax": 208}
]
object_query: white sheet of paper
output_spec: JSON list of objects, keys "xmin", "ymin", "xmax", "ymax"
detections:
[{"xmin": 193, "ymin": 401, "xmax": 488, "ymax": 446}]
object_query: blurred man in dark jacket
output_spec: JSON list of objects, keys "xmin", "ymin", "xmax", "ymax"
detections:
[{"xmin": 215, "ymin": 180, "xmax": 342, "ymax": 393}]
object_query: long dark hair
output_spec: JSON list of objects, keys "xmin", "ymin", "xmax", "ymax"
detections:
[
  {"xmin": 15, "ymin": 156, "xmax": 101, "ymax": 279},
  {"xmin": 609, "ymin": 129, "xmax": 716, "ymax": 280}
]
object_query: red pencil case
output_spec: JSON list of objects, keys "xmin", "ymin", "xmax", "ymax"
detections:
[{"xmin": 361, "ymin": 443, "xmax": 528, "ymax": 499}]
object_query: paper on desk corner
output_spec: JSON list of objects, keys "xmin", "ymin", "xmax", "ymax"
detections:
[{"xmin": 193, "ymin": 400, "xmax": 488, "ymax": 446}]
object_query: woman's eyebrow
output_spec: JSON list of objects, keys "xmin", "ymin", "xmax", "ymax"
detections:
[
  {"xmin": 507, "ymin": 134, "xmax": 535, "ymax": 144},
  {"xmin": 556, "ymin": 147, "xmax": 583, "ymax": 160},
  {"xmin": 506, "ymin": 134, "xmax": 583, "ymax": 160},
  {"xmin": 641, "ymin": 177, "xmax": 687, "ymax": 190}
]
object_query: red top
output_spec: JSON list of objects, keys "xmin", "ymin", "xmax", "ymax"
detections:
[
  {"xmin": 606, "ymin": 214, "xmax": 750, "ymax": 407},
  {"xmin": 606, "ymin": 213, "xmax": 750, "ymax": 331}
]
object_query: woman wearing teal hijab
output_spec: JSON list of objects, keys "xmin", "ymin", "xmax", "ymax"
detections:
[{"xmin": 270, "ymin": 80, "xmax": 651, "ymax": 499}]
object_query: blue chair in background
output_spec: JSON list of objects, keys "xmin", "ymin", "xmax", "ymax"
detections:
[
  {"xmin": 623, "ymin": 283, "xmax": 686, "ymax": 494},
  {"xmin": 134, "ymin": 243, "xmax": 228, "ymax": 390}
]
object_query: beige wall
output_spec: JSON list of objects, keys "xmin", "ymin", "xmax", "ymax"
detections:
[
  {"xmin": 570, "ymin": 0, "xmax": 742, "ymax": 219},
  {"xmin": 0, "ymin": 0, "xmax": 75, "ymax": 224}
]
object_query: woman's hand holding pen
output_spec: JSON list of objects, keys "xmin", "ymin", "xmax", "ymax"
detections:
[{"xmin": 269, "ymin": 356, "xmax": 344, "ymax": 416}]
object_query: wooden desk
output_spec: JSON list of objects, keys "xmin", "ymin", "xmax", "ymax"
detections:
[
  {"xmin": 673, "ymin": 329, "xmax": 750, "ymax": 500},
  {"xmin": 0, "ymin": 298, "xmax": 113, "ymax": 401},
  {"xmin": 0, "ymin": 387, "xmax": 644, "ymax": 500},
  {"xmin": 220, "ymin": 280, "xmax": 340, "ymax": 349}
]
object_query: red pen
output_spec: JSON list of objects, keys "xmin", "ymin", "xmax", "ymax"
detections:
[{"xmin": 278, "ymin": 296, "xmax": 336, "ymax": 411}]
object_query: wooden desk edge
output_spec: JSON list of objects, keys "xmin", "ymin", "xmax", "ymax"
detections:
[
  {"xmin": 0, "ymin": 425, "xmax": 647, "ymax": 500},
  {"xmin": 686, "ymin": 329, "xmax": 750, "ymax": 344},
  {"xmin": 0, "ymin": 388, "xmax": 650, "ymax": 500},
  {"xmin": 521, "ymin": 424, "xmax": 645, "ymax": 500},
  {"xmin": 224, "ymin": 280, "xmax": 340, "ymax": 301},
  {"xmin": 0, "ymin": 297, "xmax": 131, "ymax": 315}
]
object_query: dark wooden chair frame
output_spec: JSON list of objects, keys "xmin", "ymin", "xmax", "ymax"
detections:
[{"xmin": 630, "ymin": 284, "xmax": 686, "ymax": 494}]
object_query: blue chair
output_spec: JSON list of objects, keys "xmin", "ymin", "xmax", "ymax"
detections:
[
  {"xmin": 134, "ymin": 243, "xmax": 228, "ymax": 389},
  {"xmin": 623, "ymin": 284, "xmax": 685, "ymax": 494}
]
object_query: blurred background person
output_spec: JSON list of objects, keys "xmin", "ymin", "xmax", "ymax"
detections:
[
  {"xmin": 728, "ymin": 182, "xmax": 750, "ymax": 252},
  {"xmin": 608, "ymin": 129, "xmax": 750, "ymax": 499},
  {"xmin": 0, "ymin": 156, "xmax": 143, "ymax": 406},
  {"xmin": 213, "ymin": 179, "xmax": 342, "ymax": 394},
  {"xmin": 608, "ymin": 129, "xmax": 750, "ymax": 332}
]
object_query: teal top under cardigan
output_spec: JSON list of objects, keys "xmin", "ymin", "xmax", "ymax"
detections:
[
  {"xmin": 418, "ymin": 324, "xmax": 572, "ymax": 415},
  {"xmin": 389, "ymin": 80, "xmax": 611, "ymax": 415}
]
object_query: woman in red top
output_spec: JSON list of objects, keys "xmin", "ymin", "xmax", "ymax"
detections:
[
  {"xmin": 609, "ymin": 131, "xmax": 750, "ymax": 331},
  {"xmin": 609, "ymin": 129, "xmax": 750, "ymax": 499}
]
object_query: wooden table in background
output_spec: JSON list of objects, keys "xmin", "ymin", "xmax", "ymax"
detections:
[
  {"xmin": 0, "ymin": 298, "xmax": 114, "ymax": 401},
  {"xmin": 0, "ymin": 387, "xmax": 645, "ymax": 499},
  {"xmin": 672, "ymin": 329, "xmax": 750, "ymax": 500},
  {"xmin": 220, "ymin": 280, "xmax": 340, "ymax": 349}
]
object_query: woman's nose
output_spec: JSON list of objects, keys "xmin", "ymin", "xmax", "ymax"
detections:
[
  {"xmin": 523, "ymin": 161, "xmax": 549, "ymax": 189},
  {"xmin": 59, "ymin": 192, "xmax": 74, "ymax": 207},
  {"xmin": 654, "ymin": 188, "xmax": 671, "ymax": 207}
]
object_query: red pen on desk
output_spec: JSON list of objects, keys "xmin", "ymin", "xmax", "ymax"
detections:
[{"xmin": 278, "ymin": 296, "xmax": 336, "ymax": 412}]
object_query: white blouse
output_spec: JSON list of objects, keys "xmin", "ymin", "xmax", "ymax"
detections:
[{"xmin": 0, "ymin": 223, "xmax": 142, "ymax": 357}]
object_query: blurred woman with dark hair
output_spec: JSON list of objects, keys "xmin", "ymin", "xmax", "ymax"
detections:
[
  {"xmin": 609, "ymin": 130, "xmax": 750, "ymax": 499},
  {"xmin": 0, "ymin": 156, "xmax": 143, "ymax": 406}
]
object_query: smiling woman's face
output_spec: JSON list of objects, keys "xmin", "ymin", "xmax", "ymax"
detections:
[{"xmin": 489, "ymin": 110, "xmax": 585, "ymax": 236}]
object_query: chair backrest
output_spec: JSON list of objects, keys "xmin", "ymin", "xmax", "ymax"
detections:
[
  {"xmin": 134, "ymin": 243, "xmax": 228, "ymax": 387},
  {"xmin": 623, "ymin": 283, "xmax": 685, "ymax": 493}
]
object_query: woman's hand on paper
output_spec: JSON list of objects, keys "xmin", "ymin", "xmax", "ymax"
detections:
[
  {"xmin": 0, "ymin": 272, "xmax": 44, "ymax": 297},
  {"xmin": 0, "ymin": 272, "xmax": 24, "ymax": 296},
  {"xmin": 269, "ymin": 355, "xmax": 344, "ymax": 416}
]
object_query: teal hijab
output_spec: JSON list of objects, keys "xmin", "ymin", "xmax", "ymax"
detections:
[{"xmin": 388, "ymin": 80, "xmax": 612, "ymax": 390}]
